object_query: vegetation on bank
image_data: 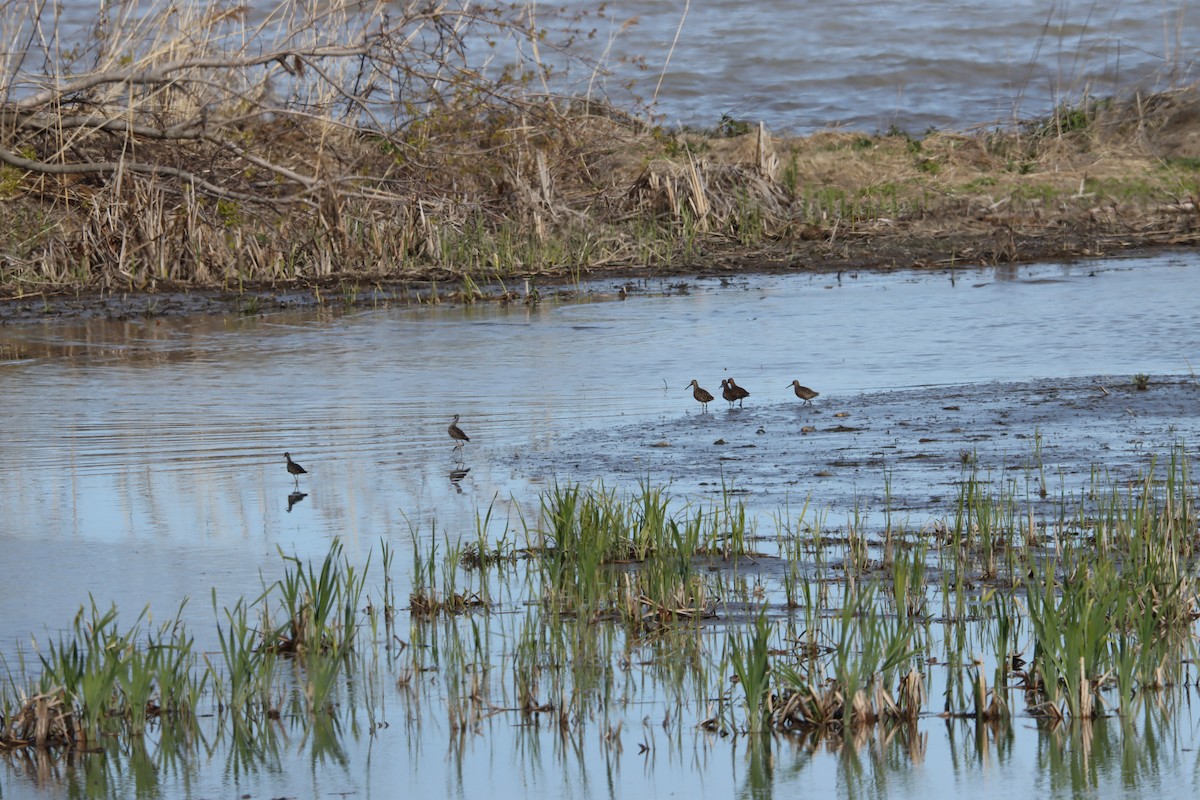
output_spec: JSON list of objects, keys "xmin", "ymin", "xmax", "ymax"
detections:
[{"xmin": 1, "ymin": 0, "xmax": 1200, "ymax": 300}]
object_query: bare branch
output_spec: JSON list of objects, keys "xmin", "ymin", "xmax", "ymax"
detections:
[{"xmin": 0, "ymin": 0, "xmax": 632, "ymax": 287}]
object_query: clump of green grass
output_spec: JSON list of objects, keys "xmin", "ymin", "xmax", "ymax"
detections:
[
  {"xmin": 408, "ymin": 531, "xmax": 487, "ymax": 618},
  {"xmin": 761, "ymin": 579, "xmax": 925, "ymax": 732},
  {"xmin": 531, "ymin": 481, "xmax": 754, "ymax": 622},
  {"xmin": 729, "ymin": 609, "xmax": 773, "ymax": 732},
  {"xmin": 266, "ymin": 540, "xmax": 368, "ymax": 655},
  {"xmin": 17, "ymin": 600, "xmax": 206, "ymax": 748},
  {"xmin": 8, "ymin": 447, "xmax": 1200, "ymax": 765},
  {"xmin": 1, "ymin": 538, "xmax": 396, "ymax": 750}
]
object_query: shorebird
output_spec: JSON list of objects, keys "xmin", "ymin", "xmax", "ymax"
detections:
[
  {"xmin": 448, "ymin": 414, "xmax": 470, "ymax": 448},
  {"xmin": 686, "ymin": 380, "xmax": 714, "ymax": 413},
  {"xmin": 728, "ymin": 378, "xmax": 750, "ymax": 408},
  {"xmin": 788, "ymin": 380, "xmax": 819, "ymax": 405},
  {"xmin": 283, "ymin": 452, "xmax": 307, "ymax": 487},
  {"xmin": 720, "ymin": 379, "xmax": 738, "ymax": 410}
]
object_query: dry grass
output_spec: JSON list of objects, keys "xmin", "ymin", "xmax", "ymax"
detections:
[
  {"xmin": 0, "ymin": 691, "xmax": 77, "ymax": 750},
  {"xmin": 2, "ymin": 0, "xmax": 1200, "ymax": 299}
]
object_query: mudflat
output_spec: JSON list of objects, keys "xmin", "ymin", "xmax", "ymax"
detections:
[{"xmin": 525, "ymin": 375, "xmax": 1200, "ymax": 523}]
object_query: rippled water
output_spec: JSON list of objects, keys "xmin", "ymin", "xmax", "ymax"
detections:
[
  {"xmin": 563, "ymin": 0, "xmax": 1198, "ymax": 130},
  {"xmin": 1, "ymin": 253, "xmax": 1198, "ymax": 647},
  {"xmin": 4, "ymin": 253, "xmax": 1200, "ymax": 798},
  {"xmin": 46, "ymin": 0, "xmax": 1198, "ymax": 132}
]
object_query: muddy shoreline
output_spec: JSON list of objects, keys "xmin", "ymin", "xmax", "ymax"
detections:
[
  {"xmin": 1, "ymin": 237, "xmax": 1192, "ymax": 325},
  {"xmin": 7, "ymin": 84, "xmax": 1200, "ymax": 325},
  {"xmin": 526, "ymin": 374, "xmax": 1200, "ymax": 527}
]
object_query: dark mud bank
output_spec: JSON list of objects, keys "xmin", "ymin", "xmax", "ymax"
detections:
[
  {"xmin": 527, "ymin": 375, "xmax": 1200, "ymax": 525},
  {"xmin": 0, "ymin": 244, "xmax": 1185, "ymax": 326}
]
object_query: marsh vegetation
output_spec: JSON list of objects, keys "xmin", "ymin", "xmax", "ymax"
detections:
[
  {"xmin": 5, "ymin": 451, "xmax": 1200, "ymax": 796},
  {"xmin": 2, "ymin": 0, "xmax": 1200, "ymax": 311},
  {"xmin": 3, "ymin": 0, "xmax": 1200, "ymax": 794}
]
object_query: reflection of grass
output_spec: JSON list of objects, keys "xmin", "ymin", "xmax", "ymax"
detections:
[
  {"xmin": 730, "ymin": 609, "xmax": 772, "ymax": 732},
  {"xmin": 417, "ymin": 453, "xmax": 1200, "ymax": 734},
  {"xmin": 1, "ymin": 539, "xmax": 392, "ymax": 750},
  {"xmin": 5, "ymin": 449, "xmax": 1200, "ymax": 759}
]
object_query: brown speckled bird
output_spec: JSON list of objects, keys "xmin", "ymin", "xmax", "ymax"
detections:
[
  {"xmin": 448, "ymin": 414, "xmax": 470, "ymax": 448},
  {"xmin": 727, "ymin": 378, "xmax": 750, "ymax": 408},
  {"xmin": 284, "ymin": 452, "xmax": 307, "ymax": 487},
  {"xmin": 788, "ymin": 380, "xmax": 819, "ymax": 405},
  {"xmin": 720, "ymin": 379, "xmax": 738, "ymax": 409},
  {"xmin": 686, "ymin": 380, "xmax": 714, "ymax": 413}
]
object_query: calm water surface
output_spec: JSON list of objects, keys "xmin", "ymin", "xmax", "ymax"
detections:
[{"xmin": 3, "ymin": 254, "xmax": 1200, "ymax": 798}]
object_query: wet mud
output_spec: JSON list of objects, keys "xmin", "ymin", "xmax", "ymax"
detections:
[
  {"xmin": 528, "ymin": 375, "xmax": 1200, "ymax": 526},
  {"xmin": 0, "ymin": 241, "xmax": 1186, "ymax": 326}
]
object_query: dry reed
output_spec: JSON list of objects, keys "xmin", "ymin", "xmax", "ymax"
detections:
[{"xmin": 1, "ymin": 0, "xmax": 1200, "ymax": 301}]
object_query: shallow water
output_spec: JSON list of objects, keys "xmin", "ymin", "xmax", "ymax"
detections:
[
  {"xmin": 2, "ymin": 254, "xmax": 1200, "ymax": 647},
  {"xmin": 3, "ymin": 253, "xmax": 1200, "ymax": 798}
]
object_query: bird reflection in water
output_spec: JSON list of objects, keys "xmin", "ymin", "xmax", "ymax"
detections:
[
  {"xmin": 287, "ymin": 491, "xmax": 308, "ymax": 512},
  {"xmin": 449, "ymin": 467, "xmax": 470, "ymax": 494}
]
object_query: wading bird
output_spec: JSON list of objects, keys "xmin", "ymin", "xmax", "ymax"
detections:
[
  {"xmin": 686, "ymin": 380, "xmax": 714, "ymax": 413},
  {"xmin": 283, "ymin": 452, "xmax": 307, "ymax": 487},
  {"xmin": 728, "ymin": 378, "xmax": 750, "ymax": 408},
  {"xmin": 788, "ymin": 380, "xmax": 819, "ymax": 405},
  {"xmin": 448, "ymin": 414, "xmax": 470, "ymax": 449},
  {"xmin": 720, "ymin": 379, "xmax": 738, "ymax": 410}
]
